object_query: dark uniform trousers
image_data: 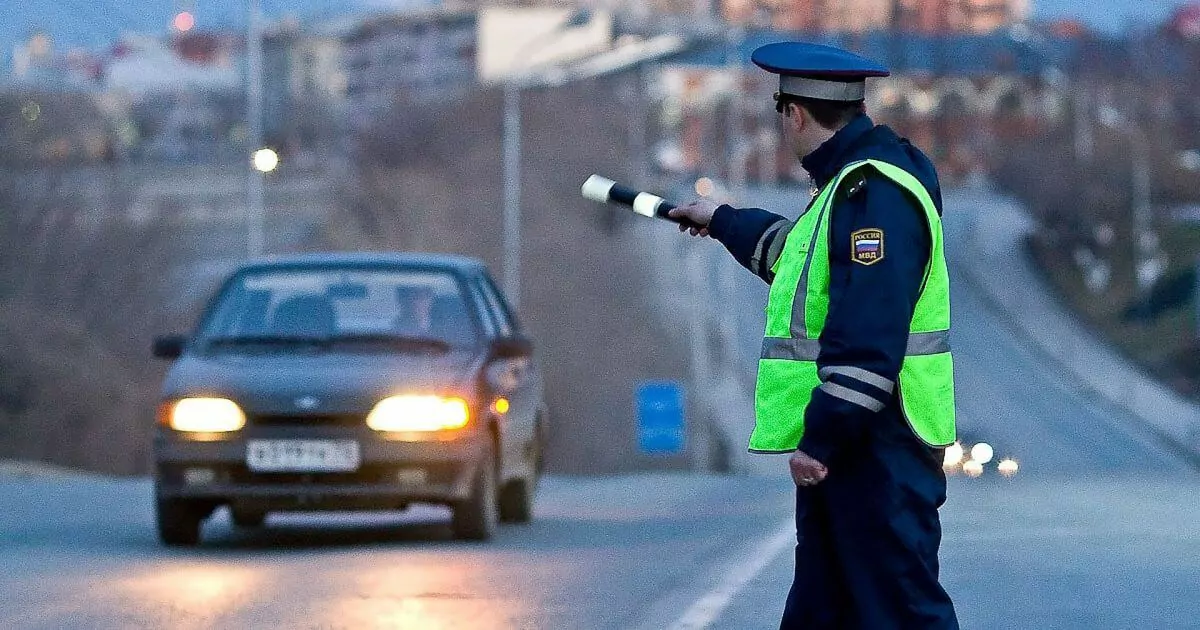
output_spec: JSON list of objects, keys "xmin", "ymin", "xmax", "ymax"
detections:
[{"xmin": 780, "ymin": 407, "xmax": 958, "ymax": 630}]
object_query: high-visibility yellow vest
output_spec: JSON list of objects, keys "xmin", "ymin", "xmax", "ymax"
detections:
[{"xmin": 750, "ymin": 159, "xmax": 956, "ymax": 453}]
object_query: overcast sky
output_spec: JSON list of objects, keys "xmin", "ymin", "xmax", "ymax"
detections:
[{"xmin": 1034, "ymin": 0, "xmax": 1195, "ymax": 33}]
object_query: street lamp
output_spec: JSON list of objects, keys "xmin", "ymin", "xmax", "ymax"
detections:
[
  {"xmin": 174, "ymin": 11, "xmax": 196, "ymax": 33},
  {"xmin": 246, "ymin": 0, "xmax": 266, "ymax": 258},
  {"xmin": 252, "ymin": 147, "xmax": 279, "ymax": 173},
  {"xmin": 501, "ymin": 9, "xmax": 592, "ymax": 307}
]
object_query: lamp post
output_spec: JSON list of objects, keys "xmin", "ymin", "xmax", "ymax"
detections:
[
  {"xmin": 500, "ymin": 10, "xmax": 592, "ymax": 307},
  {"xmin": 1098, "ymin": 105, "xmax": 1163, "ymax": 303},
  {"xmin": 502, "ymin": 79, "xmax": 522, "ymax": 306},
  {"xmin": 246, "ymin": 0, "xmax": 266, "ymax": 258}
]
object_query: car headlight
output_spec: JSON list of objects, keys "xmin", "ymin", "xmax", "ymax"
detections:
[
  {"xmin": 166, "ymin": 398, "xmax": 246, "ymax": 433},
  {"xmin": 366, "ymin": 395, "xmax": 470, "ymax": 432}
]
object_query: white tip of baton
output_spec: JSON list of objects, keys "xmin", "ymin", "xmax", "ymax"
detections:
[
  {"xmin": 632, "ymin": 192, "xmax": 664, "ymax": 218},
  {"xmin": 581, "ymin": 174, "xmax": 616, "ymax": 203}
]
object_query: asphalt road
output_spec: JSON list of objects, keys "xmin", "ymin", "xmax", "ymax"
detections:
[
  {"xmin": 0, "ymin": 474, "xmax": 797, "ymax": 630},
  {"xmin": 2, "ymin": 187, "xmax": 1198, "ymax": 629},
  {"xmin": 710, "ymin": 186, "xmax": 1200, "ymax": 628}
]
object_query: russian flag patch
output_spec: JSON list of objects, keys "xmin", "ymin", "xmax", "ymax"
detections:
[{"xmin": 851, "ymin": 228, "xmax": 884, "ymax": 265}]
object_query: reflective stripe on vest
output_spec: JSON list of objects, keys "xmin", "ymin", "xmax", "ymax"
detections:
[
  {"xmin": 760, "ymin": 330, "xmax": 951, "ymax": 361},
  {"xmin": 749, "ymin": 159, "xmax": 956, "ymax": 454}
]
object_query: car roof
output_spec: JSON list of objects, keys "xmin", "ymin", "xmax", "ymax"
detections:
[{"xmin": 236, "ymin": 252, "xmax": 488, "ymax": 275}]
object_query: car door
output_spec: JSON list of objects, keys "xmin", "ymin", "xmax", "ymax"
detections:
[{"xmin": 473, "ymin": 273, "xmax": 540, "ymax": 481}]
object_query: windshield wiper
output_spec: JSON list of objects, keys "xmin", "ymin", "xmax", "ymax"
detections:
[
  {"xmin": 205, "ymin": 334, "xmax": 330, "ymax": 348},
  {"xmin": 327, "ymin": 333, "xmax": 452, "ymax": 353}
]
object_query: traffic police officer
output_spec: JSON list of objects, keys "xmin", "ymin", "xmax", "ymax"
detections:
[{"xmin": 670, "ymin": 42, "xmax": 960, "ymax": 629}]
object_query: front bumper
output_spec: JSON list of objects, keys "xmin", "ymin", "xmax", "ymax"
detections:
[{"xmin": 154, "ymin": 425, "xmax": 484, "ymax": 510}]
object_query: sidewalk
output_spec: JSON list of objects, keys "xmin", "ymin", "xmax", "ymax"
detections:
[{"xmin": 947, "ymin": 186, "xmax": 1200, "ymax": 461}]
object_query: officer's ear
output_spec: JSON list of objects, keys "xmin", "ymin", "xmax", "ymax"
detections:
[{"xmin": 785, "ymin": 102, "xmax": 806, "ymax": 131}]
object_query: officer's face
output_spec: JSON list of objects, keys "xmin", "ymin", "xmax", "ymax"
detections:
[{"xmin": 782, "ymin": 103, "xmax": 813, "ymax": 157}]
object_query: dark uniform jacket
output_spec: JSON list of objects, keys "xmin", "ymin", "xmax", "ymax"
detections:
[{"xmin": 708, "ymin": 113, "xmax": 943, "ymax": 464}]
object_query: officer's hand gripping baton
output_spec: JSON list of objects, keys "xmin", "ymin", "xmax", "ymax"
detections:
[{"xmin": 580, "ymin": 175, "xmax": 704, "ymax": 230}]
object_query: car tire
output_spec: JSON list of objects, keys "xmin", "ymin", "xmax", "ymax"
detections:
[
  {"xmin": 451, "ymin": 439, "xmax": 498, "ymax": 541},
  {"xmin": 230, "ymin": 508, "xmax": 267, "ymax": 529},
  {"xmin": 498, "ymin": 479, "xmax": 533, "ymax": 523},
  {"xmin": 156, "ymin": 498, "xmax": 205, "ymax": 546},
  {"xmin": 499, "ymin": 426, "xmax": 540, "ymax": 524},
  {"xmin": 532, "ymin": 419, "xmax": 546, "ymax": 478}
]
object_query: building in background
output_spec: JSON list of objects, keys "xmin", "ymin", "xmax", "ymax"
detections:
[
  {"xmin": 104, "ymin": 34, "xmax": 241, "ymax": 96},
  {"xmin": 721, "ymin": 0, "xmax": 1029, "ymax": 33},
  {"xmin": 654, "ymin": 27, "xmax": 1069, "ymax": 184},
  {"xmin": 10, "ymin": 31, "xmax": 56, "ymax": 81},
  {"xmin": 101, "ymin": 34, "xmax": 243, "ymax": 163},
  {"xmin": 263, "ymin": 19, "xmax": 349, "ymax": 152},
  {"xmin": 1169, "ymin": 2, "xmax": 1200, "ymax": 40},
  {"xmin": 342, "ymin": 8, "xmax": 478, "ymax": 129},
  {"xmin": 9, "ymin": 31, "xmax": 105, "ymax": 88},
  {"xmin": 902, "ymin": 0, "xmax": 1030, "ymax": 33}
]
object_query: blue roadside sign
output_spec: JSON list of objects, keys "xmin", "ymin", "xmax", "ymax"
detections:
[{"xmin": 636, "ymin": 381, "xmax": 685, "ymax": 455}]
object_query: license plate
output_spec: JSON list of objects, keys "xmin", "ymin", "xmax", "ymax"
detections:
[
  {"xmin": 394, "ymin": 468, "xmax": 428, "ymax": 486},
  {"xmin": 246, "ymin": 440, "xmax": 361, "ymax": 473}
]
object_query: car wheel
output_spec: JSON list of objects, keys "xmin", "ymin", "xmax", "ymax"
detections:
[
  {"xmin": 532, "ymin": 419, "xmax": 546, "ymax": 478},
  {"xmin": 230, "ymin": 507, "xmax": 267, "ymax": 529},
  {"xmin": 156, "ymin": 498, "xmax": 206, "ymax": 546},
  {"xmin": 500, "ymin": 425, "xmax": 540, "ymax": 524},
  {"xmin": 498, "ymin": 479, "xmax": 533, "ymax": 524},
  {"xmin": 451, "ymin": 439, "xmax": 498, "ymax": 541}
]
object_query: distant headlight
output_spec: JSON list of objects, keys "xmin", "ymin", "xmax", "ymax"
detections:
[
  {"xmin": 366, "ymin": 395, "xmax": 470, "ymax": 432},
  {"xmin": 167, "ymin": 398, "xmax": 246, "ymax": 433},
  {"xmin": 962, "ymin": 459, "xmax": 984, "ymax": 478},
  {"xmin": 970, "ymin": 442, "xmax": 994, "ymax": 465},
  {"xmin": 943, "ymin": 442, "xmax": 964, "ymax": 468},
  {"xmin": 997, "ymin": 458, "xmax": 1019, "ymax": 477}
]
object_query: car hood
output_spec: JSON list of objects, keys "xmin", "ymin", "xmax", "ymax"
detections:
[{"xmin": 161, "ymin": 349, "xmax": 483, "ymax": 415}]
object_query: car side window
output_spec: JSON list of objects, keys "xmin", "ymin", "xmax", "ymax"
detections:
[
  {"xmin": 467, "ymin": 280, "xmax": 499, "ymax": 338},
  {"xmin": 477, "ymin": 275, "xmax": 515, "ymax": 336}
]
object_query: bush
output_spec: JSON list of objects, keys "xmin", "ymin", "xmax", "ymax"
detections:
[{"xmin": 0, "ymin": 168, "xmax": 175, "ymax": 474}]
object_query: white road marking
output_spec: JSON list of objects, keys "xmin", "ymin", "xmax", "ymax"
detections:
[{"xmin": 667, "ymin": 518, "xmax": 796, "ymax": 630}]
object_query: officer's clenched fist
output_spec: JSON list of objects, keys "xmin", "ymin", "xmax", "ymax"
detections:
[
  {"xmin": 669, "ymin": 199, "xmax": 721, "ymax": 237},
  {"xmin": 789, "ymin": 450, "xmax": 828, "ymax": 487}
]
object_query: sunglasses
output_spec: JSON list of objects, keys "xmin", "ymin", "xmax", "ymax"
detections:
[{"xmin": 773, "ymin": 92, "xmax": 793, "ymax": 115}]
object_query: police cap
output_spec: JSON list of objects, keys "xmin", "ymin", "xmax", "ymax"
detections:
[{"xmin": 751, "ymin": 42, "xmax": 889, "ymax": 102}]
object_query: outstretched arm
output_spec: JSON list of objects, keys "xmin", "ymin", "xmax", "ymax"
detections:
[{"xmin": 670, "ymin": 199, "xmax": 793, "ymax": 284}]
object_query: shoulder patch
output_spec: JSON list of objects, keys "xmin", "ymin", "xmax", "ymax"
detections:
[{"xmin": 851, "ymin": 228, "xmax": 884, "ymax": 265}]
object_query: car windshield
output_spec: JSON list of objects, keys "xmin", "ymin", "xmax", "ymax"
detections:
[{"xmin": 197, "ymin": 267, "xmax": 479, "ymax": 350}]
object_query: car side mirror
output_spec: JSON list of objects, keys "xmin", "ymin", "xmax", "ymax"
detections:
[
  {"xmin": 152, "ymin": 334, "xmax": 187, "ymax": 359},
  {"xmin": 490, "ymin": 335, "xmax": 532, "ymax": 359}
]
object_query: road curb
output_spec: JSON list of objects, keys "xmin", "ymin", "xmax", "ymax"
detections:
[
  {"xmin": 0, "ymin": 460, "xmax": 98, "ymax": 480},
  {"xmin": 954, "ymin": 191, "xmax": 1200, "ymax": 464}
]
